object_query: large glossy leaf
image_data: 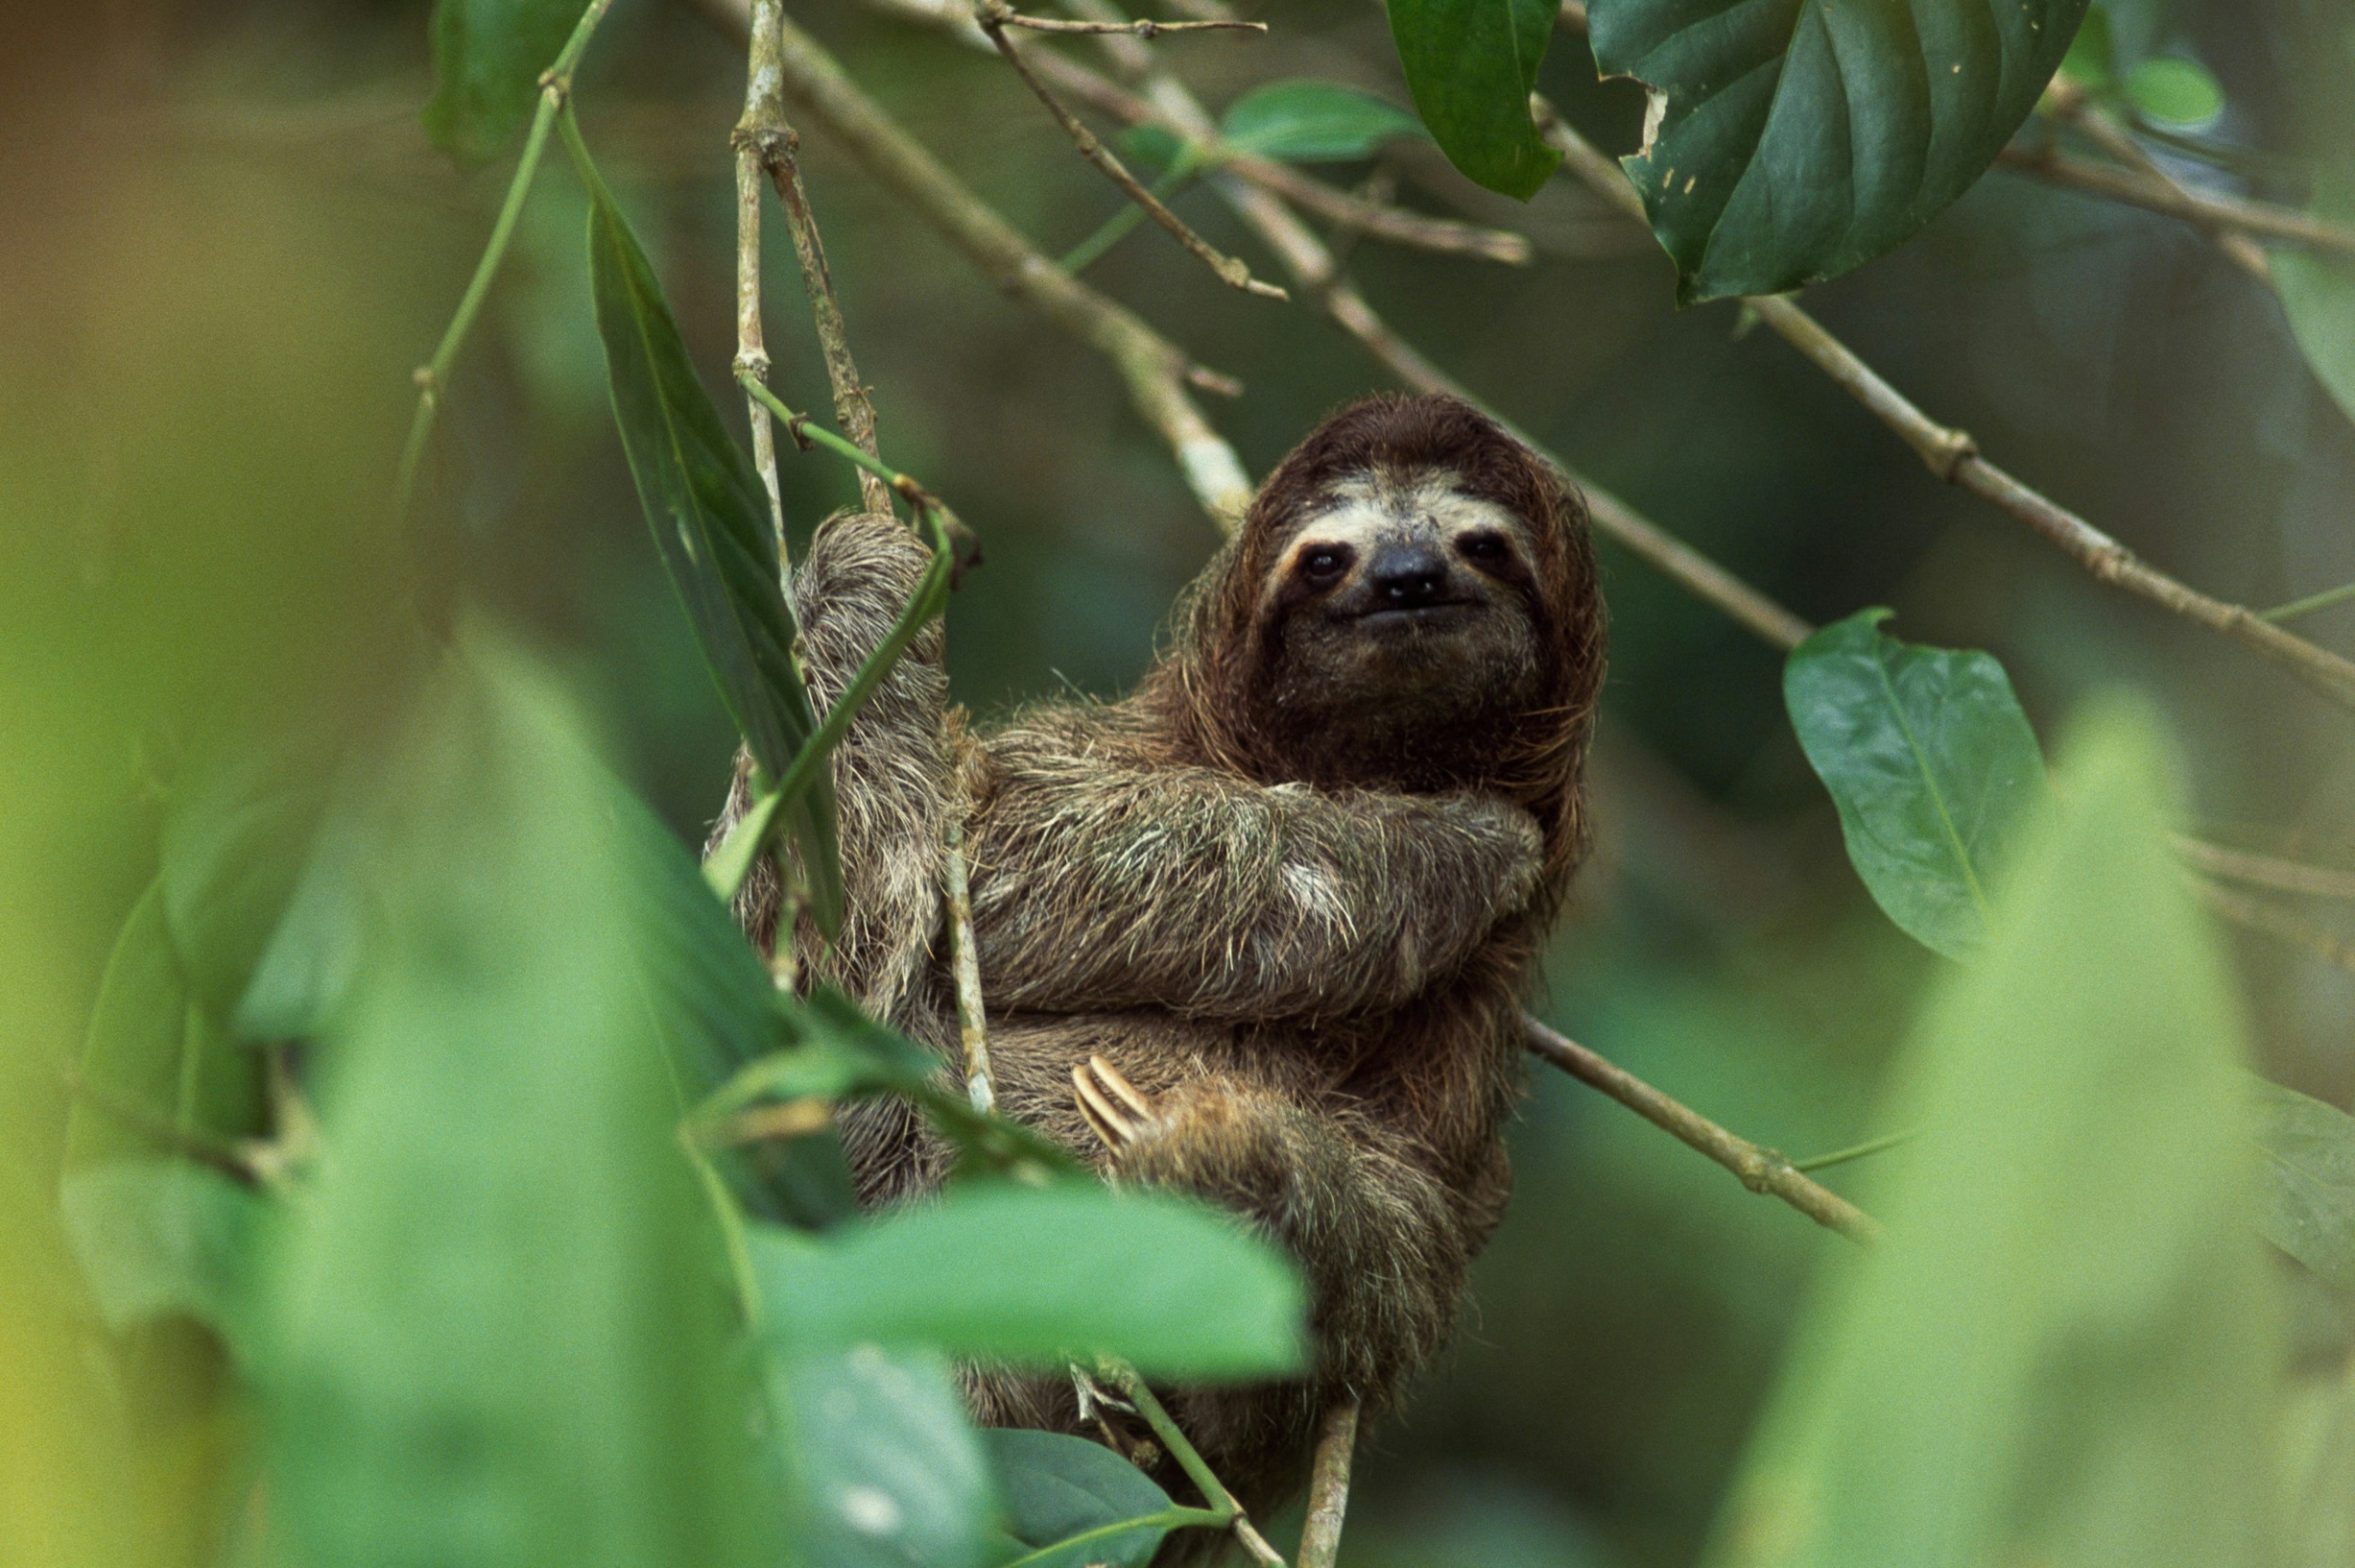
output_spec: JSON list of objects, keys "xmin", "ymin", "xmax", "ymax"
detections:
[
  {"xmin": 258, "ymin": 628, "xmax": 775, "ymax": 1568},
  {"xmin": 2253, "ymin": 1078, "xmax": 2355, "ymax": 1293},
  {"xmin": 770, "ymin": 1345, "xmax": 1000, "ymax": 1568},
  {"xmin": 59, "ymin": 1161, "xmax": 263, "ymax": 1349},
  {"xmin": 1386, "ymin": 0, "xmax": 1561, "ymax": 199},
  {"xmin": 1704, "ymin": 704, "xmax": 2280, "ymax": 1568},
  {"xmin": 421, "ymin": 0, "xmax": 581, "ymax": 163},
  {"xmin": 1220, "ymin": 81, "xmax": 1429, "ymax": 164},
  {"xmin": 986, "ymin": 1430, "xmax": 1174, "ymax": 1568},
  {"xmin": 1785, "ymin": 608, "xmax": 2048, "ymax": 960},
  {"xmin": 748, "ymin": 1182, "xmax": 1304, "ymax": 1379},
  {"xmin": 1588, "ymin": 0, "xmax": 2093, "ymax": 301},
  {"xmin": 582, "ymin": 148, "xmax": 845, "ymax": 936}
]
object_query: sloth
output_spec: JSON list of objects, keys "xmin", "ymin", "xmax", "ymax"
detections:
[{"xmin": 718, "ymin": 392, "xmax": 1604, "ymax": 1518}]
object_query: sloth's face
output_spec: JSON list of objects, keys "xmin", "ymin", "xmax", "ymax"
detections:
[{"xmin": 1254, "ymin": 468, "xmax": 1551, "ymax": 787}]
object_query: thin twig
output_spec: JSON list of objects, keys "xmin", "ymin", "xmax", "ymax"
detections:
[
  {"xmin": 686, "ymin": 0, "xmax": 1255, "ymax": 523},
  {"xmin": 1524, "ymin": 1016, "xmax": 1883, "ymax": 1244},
  {"xmin": 973, "ymin": 0, "xmax": 1287, "ymax": 299},
  {"xmin": 943, "ymin": 814, "xmax": 996, "ymax": 1112},
  {"xmin": 1538, "ymin": 105, "xmax": 2355, "ymax": 712},
  {"xmin": 1099, "ymin": 1358, "xmax": 1287, "ymax": 1565},
  {"xmin": 59, "ymin": 1066, "xmax": 270, "ymax": 1189},
  {"xmin": 999, "ymin": 10, "xmax": 1263, "ymax": 33},
  {"xmin": 394, "ymin": 0, "xmax": 620, "ymax": 522},
  {"xmin": 2176, "ymin": 837, "xmax": 2355, "ymax": 901},
  {"xmin": 735, "ymin": 0, "xmax": 793, "ymax": 548},
  {"xmin": 2197, "ymin": 879, "xmax": 2355, "ymax": 979},
  {"xmin": 2043, "ymin": 76, "xmax": 2272, "ymax": 282},
  {"xmin": 1296, "ymin": 1401, "xmax": 1360, "ymax": 1568},
  {"xmin": 2263, "ymin": 578, "xmax": 2355, "ymax": 625},
  {"xmin": 1998, "ymin": 140, "xmax": 2355, "ymax": 264},
  {"xmin": 1790, "ymin": 1126, "xmax": 1918, "ymax": 1174}
]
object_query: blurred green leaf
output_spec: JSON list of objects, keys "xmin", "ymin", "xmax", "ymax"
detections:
[
  {"xmin": 2273, "ymin": 181, "xmax": 2355, "ymax": 430},
  {"xmin": 581, "ymin": 140, "xmax": 845, "ymax": 937},
  {"xmin": 421, "ymin": 0, "xmax": 581, "ymax": 163},
  {"xmin": 985, "ymin": 1429, "xmax": 1173, "ymax": 1568},
  {"xmin": 259, "ymin": 627, "xmax": 776, "ymax": 1568},
  {"xmin": 1116, "ymin": 124, "xmax": 1188, "ymax": 175},
  {"xmin": 771, "ymin": 1345, "xmax": 1001, "ymax": 1568},
  {"xmin": 748, "ymin": 1182, "xmax": 1305, "ymax": 1379},
  {"xmin": 2124, "ymin": 56, "xmax": 2224, "ymax": 126},
  {"xmin": 159, "ymin": 730, "xmax": 338, "ymax": 1015},
  {"xmin": 1385, "ymin": 0, "xmax": 1560, "ymax": 199},
  {"xmin": 1785, "ymin": 609, "xmax": 2048, "ymax": 961},
  {"xmin": 1706, "ymin": 703, "xmax": 2280, "ymax": 1568},
  {"xmin": 2061, "ymin": 6, "xmax": 2116, "ymax": 88},
  {"xmin": 59, "ymin": 1160, "xmax": 263, "ymax": 1347},
  {"xmin": 2253, "ymin": 1078, "xmax": 2355, "ymax": 1292},
  {"xmin": 1589, "ymin": 0, "xmax": 2091, "ymax": 300},
  {"xmin": 1220, "ymin": 81, "xmax": 1428, "ymax": 164}
]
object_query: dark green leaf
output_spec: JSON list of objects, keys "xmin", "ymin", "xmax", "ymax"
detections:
[
  {"xmin": 2060, "ymin": 5, "xmax": 2115, "ymax": 88},
  {"xmin": 60, "ymin": 1161, "xmax": 264, "ymax": 1347},
  {"xmin": 1705, "ymin": 704, "xmax": 2280, "ymax": 1568},
  {"xmin": 421, "ymin": 0, "xmax": 580, "ymax": 163},
  {"xmin": 1219, "ymin": 80, "xmax": 1428, "ymax": 164},
  {"xmin": 581, "ymin": 145, "xmax": 845, "ymax": 936},
  {"xmin": 258, "ymin": 627, "xmax": 776, "ymax": 1568},
  {"xmin": 986, "ymin": 1430, "xmax": 1173, "ymax": 1568},
  {"xmin": 1589, "ymin": 0, "xmax": 2092, "ymax": 300},
  {"xmin": 772, "ymin": 1346, "xmax": 1000, "ymax": 1568},
  {"xmin": 1116, "ymin": 124, "xmax": 1188, "ymax": 175},
  {"xmin": 1784, "ymin": 608, "xmax": 2048, "ymax": 960},
  {"xmin": 2253, "ymin": 1079, "xmax": 2355, "ymax": 1292},
  {"xmin": 748, "ymin": 1181, "xmax": 1304, "ymax": 1379},
  {"xmin": 2124, "ymin": 56, "xmax": 2223, "ymax": 126},
  {"xmin": 1385, "ymin": 0, "xmax": 1561, "ymax": 199}
]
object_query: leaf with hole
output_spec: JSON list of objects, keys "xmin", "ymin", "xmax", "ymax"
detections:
[
  {"xmin": 1588, "ymin": 0, "xmax": 2093, "ymax": 300},
  {"xmin": 986, "ymin": 1429, "xmax": 1175, "ymax": 1568},
  {"xmin": 581, "ymin": 142, "xmax": 845, "ymax": 936},
  {"xmin": 421, "ymin": 0, "xmax": 583, "ymax": 163},
  {"xmin": 1785, "ymin": 609, "xmax": 2048, "ymax": 960},
  {"xmin": 747, "ymin": 1181, "xmax": 1304, "ymax": 1379},
  {"xmin": 1220, "ymin": 80, "xmax": 1429, "ymax": 164},
  {"xmin": 1385, "ymin": 0, "xmax": 1561, "ymax": 199},
  {"xmin": 1705, "ymin": 704, "xmax": 2280, "ymax": 1568}
]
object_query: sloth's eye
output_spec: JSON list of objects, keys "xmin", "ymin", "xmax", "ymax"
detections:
[
  {"xmin": 1457, "ymin": 532, "xmax": 1509, "ymax": 564},
  {"xmin": 1299, "ymin": 546, "xmax": 1352, "ymax": 581}
]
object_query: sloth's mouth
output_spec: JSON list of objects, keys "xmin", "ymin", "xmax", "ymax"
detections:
[{"xmin": 1354, "ymin": 601, "xmax": 1477, "ymax": 628}]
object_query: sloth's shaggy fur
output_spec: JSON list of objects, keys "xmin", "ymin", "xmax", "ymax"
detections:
[{"xmin": 714, "ymin": 393, "xmax": 1605, "ymax": 1525}]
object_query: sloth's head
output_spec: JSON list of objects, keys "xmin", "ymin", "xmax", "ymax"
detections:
[{"xmin": 1160, "ymin": 394, "xmax": 1604, "ymax": 869}]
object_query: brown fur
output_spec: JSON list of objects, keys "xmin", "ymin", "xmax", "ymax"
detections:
[{"xmin": 712, "ymin": 394, "xmax": 1605, "ymax": 1527}]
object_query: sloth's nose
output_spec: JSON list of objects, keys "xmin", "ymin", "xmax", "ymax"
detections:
[{"xmin": 1369, "ymin": 543, "xmax": 1449, "ymax": 607}]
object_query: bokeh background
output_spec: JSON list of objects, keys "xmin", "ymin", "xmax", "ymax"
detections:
[{"xmin": 6, "ymin": 1, "xmax": 2355, "ymax": 1563}]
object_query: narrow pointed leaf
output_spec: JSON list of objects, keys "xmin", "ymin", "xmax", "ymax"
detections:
[
  {"xmin": 1785, "ymin": 608, "xmax": 2047, "ymax": 960},
  {"xmin": 1588, "ymin": 0, "xmax": 2093, "ymax": 300},
  {"xmin": 581, "ymin": 148, "xmax": 844, "ymax": 935},
  {"xmin": 1386, "ymin": 0, "xmax": 1561, "ymax": 199},
  {"xmin": 422, "ymin": 0, "xmax": 582, "ymax": 163}
]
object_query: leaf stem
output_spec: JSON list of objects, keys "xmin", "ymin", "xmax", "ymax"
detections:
[
  {"xmin": 393, "ymin": 0, "xmax": 619, "ymax": 522},
  {"xmin": 2261, "ymin": 579, "xmax": 2355, "ymax": 625},
  {"xmin": 995, "ymin": 1505, "xmax": 1230, "ymax": 1568},
  {"xmin": 1098, "ymin": 1356, "xmax": 1285, "ymax": 1564},
  {"xmin": 1791, "ymin": 1128, "xmax": 1919, "ymax": 1174}
]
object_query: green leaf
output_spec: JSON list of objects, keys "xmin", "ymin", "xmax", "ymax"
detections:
[
  {"xmin": 421, "ymin": 0, "xmax": 581, "ymax": 163},
  {"xmin": 2252, "ymin": 1079, "xmax": 2355, "ymax": 1292},
  {"xmin": 258, "ymin": 627, "xmax": 776, "ymax": 1568},
  {"xmin": 1704, "ymin": 703, "xmax": 2280, "ymax": 1568},
  {"xmin": 1219, "ymin": 80, "xmax": 1429, "ymax": 164},
  {"xmin": 581, "ymin": 142, "xmax": 846, "ymax": 937},
  {"xmin": 2060, "ymin": 5, "xmax": 2115, "ymax": 89},
  {"xmin": 1385, "ymin": 0, "xmax": 1561, "ymax": 199},
  {"xmin": 2272, "ymin": 177, "xmax": 2355, "ymax": 431},
  {"xmin": 59, "ymin": 1161, "xmax": 264, "ymax": 1347},
  {"xmin": 986, "ymin": 1430, "xmax": 1174, "ymax": 1568},
  {"xmin": 748, "ymin": 1182, "xmax": 1305, "ymax": 1379},
  {"xmin": 1589, "ymin": 0, "xmax": 2093, "ymax": 301},
  {"xmin": 2123, "ymin": 55, "xmax": 2223, "ymax": 127},
  {"xmin": 1784, "ymin": 608, "xmax": 2048, "ymax": 961},
  {"xmin": 771, "ymin": 1345, "xmax": 1001, "ymax": 1568}
]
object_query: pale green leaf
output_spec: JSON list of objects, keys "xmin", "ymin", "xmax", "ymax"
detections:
[{"xmin": 1220, "ymin": 81, "xmax": 1428, "ymax": 164}]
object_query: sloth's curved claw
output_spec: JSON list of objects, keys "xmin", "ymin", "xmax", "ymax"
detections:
[{"xmin": 1073, "ymin": 1055, "xmax": 1156, "ymax": 1152}]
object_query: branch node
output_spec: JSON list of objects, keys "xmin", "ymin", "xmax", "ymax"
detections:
[
  {"xmin": 1926, "ymin": 426, "xmax": 1979, "ymax": 483},
  {"xmin": 1185, "ymin": 364, "xmax": 1244, "ymax": 398}
]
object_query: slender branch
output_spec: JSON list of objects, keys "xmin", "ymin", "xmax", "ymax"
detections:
[
  {"xmin": 60, "ymin": 1065, "xmax": 270, "ymax": 1188},
  {"xmin": 1997, "ymin": 140, "xmax": 2355, "ymax": 264},
  {"xmin": 1296, "ymin": 1401, "xmax": 1360, "ymax": 1568},
  {"xmin": 1539, "ymin": 106, "xmax": 2355, "ymax": 712},
  {"xmin": 2263, "ymin": 578, "xmax": 2355, "ymax": 625},
  {"xmin": 1099, "ymin": 1358, "xmax": 1287, "ymax": 1565},
  {"xmin": 973, "ymin": 0, "xmax": 1287, "ymax": 299},
  {"xmin": 2175, "ymin": 837, "xmax": 2355, "ymax": 901},
  {"xmin": 735, "ymin": 0, "xmax": 792, "ymax": 548},
  {"xmin": 1791, "ymin": 1127, "xmax": 1918, "ymax": 1174},
  {"xmin": 2042, "ymin": 75, "xmax": 2272, "ymax": 283},
  {"xmin": 999, "ymin": 10, "xmax": 1264, "ymax": 33},
  {"xmin": 943, "ymin": 814, "xmax": 996, "ymax": 1112},
  {"xmin": 394, "ymin": 0, "xmax": 620, "ymax": 522},
  {"xmin": 1524, "ymin": 1016, "xmax": 1883, "ymax": 1244},
  {"xmin": 2197, "ymin": 878, "xmax": 2355, "ymax": 978}
]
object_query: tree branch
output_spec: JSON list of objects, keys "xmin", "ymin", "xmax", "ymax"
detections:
[
  {"xmin": 1296, "ymin": 1401, "xmax": 1360, "ymax": 1568},
  {"xmin": 999, "ymin": 10, "xmax": 1264, "ymax": 33},
  {"xmin": 2041, "ymin": 76, "xmax": 2273, "ymax": 283},
  {"xmin": 2175, "ymin": 838, "xmax": 2355, "ymax": 901},
  {"xmin": 943, "ymin": 813, "xmax": 997, "ymax": 1113},
  {"xmin": 1997, "ymin": 141, "xmax": 2355, "ymax": 264},
  {"xmin": 1523, "ymin": 1017, "xmax": 1883, "ymax": 1244},
  {"xmin": 733, "ymin": 0, "xmax": 794, "ymax": 546},
  {"xmin": 1538, "ymin": 106, "xmax": 2355, "ymax": 713},
  {"xmin": 2196, "ymin": 878, "xmax": 2355, "ymax": 978}
]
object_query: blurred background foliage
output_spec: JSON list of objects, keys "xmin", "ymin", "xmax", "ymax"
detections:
[{"xmin": 6, "ymin": 0, "xmax": 2355, "ymax": 1564}]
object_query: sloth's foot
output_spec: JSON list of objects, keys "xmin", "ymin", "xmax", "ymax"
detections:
[{"xmin": 1072, "ymin": 1055, "xmax": 1157, "ymax": 1150}]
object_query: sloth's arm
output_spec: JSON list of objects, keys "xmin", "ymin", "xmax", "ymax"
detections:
[
  {"xmin": 708, "ymin": 512, "xmax": 952, "ymax": 1024},
  {"xmin": 968, "ymin": 735, "xmax": 1542, "ymax": 1022}
]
